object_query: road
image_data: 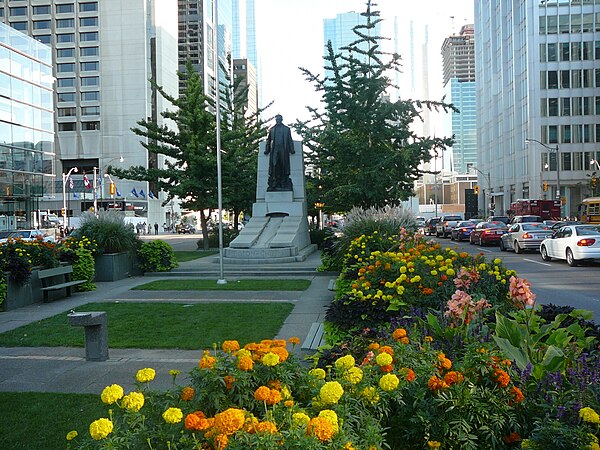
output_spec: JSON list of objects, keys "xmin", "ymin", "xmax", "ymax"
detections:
[{"xmin": 432, "ymin": 237, "xmax": 600, "ymax": 321}]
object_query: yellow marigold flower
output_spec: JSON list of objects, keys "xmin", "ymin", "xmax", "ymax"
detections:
[
  {"xmin": 162, "ymin": 407, "xmax": 183, "ymax": 424},
  {"xmin": 318, "ymin": 409, "xmax": 339, "ymax": 433},
  {"xmin": 425, "ymin": 336, "xmax": 433, "ymax": 342},
  {"xmin": 255, "ymin": 421, "xmax": 278, "ymax": 434},
  {"xmin": 343, "ymin": 366, "xmax": 364, "ymax": 385},
  {"xmin": 307, "ymin": 417, "xmax": 335, "ymax": 442},
  {"xmin": 379, "ymin": 373, "xmax": 400, "ymax": 391},
  {"xmin": 237, "ymin": 355, "xmax": 254, "ymax": 371},
  {"xmin": 136, "ymin": 368, "xmax": 156, "ymax": 383},
  {"xmin": 169, "ymin": 369, "xmax": 180, "ymax": 377},
  {"xmin": 580, "ymin": 407, "xmax": 600, "ymax": 424},
  {"xmin": 376, "ymin": 352, "xmax": 393, "ymax": 366},
  {"xmin": 66, "ymin": 430, "xmax": 78, "ymax": 441},
  {"xmin": 261, "ymin": 352, "xmax": 280, "ymax": 366},
  {"xmin": 180, "ymin": 386, "xmax": 195, "ymax": 402},
  {"xmin": 284, "ymin": 400, "xmax": 294, "ymax": 408},
  {"xmin": 446, "ymin": 268, "xmax": 455, "ymax": 277},
  {"xmin": 292, "ymin": 412, "xmax": 311, "ymax": 427},
  {"xmin": 100, "ymin": 384, "xmax": 124, "ymax": 404},
  {"xmin": 308, "ymin": 368, "xmax": 326, "ymax": 380},
  {"xmin": 428, "ymin": 441, "xmax": 442, "ymax": 449},
  {"xmin": 214, "ymin": 408, "xmax": 246, "ymax": 435},
  {"xmin": 89, "ymin": 418, "xmax": 113, "ymax": 440},
  {"xmin": 521, "ymin": 439, "xmax": 534, "ymax": 448},
  {"xmin": 222, "ymin": 340, "xmax": 240, "ymax": 353},
  {"xmin": 335, "ymin": 354, "xmax": 356, "ymax": 371},
  {"xmin": 319, "ymin": 381, "xmax": 344, "ymax": 405},
  {"xmin": 121, "ymin": 391, "xmax": 145, "ymax": 412},
  {"xmin": 360, "ymin": 386, "xmax": 380, "ymax": 405},
  {"xmin": 236, "ymin": 348, "xmax": 252, "ymax": 359}
]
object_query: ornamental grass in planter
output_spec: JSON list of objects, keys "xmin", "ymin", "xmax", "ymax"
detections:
[{"xmin": 72, "ymin": 211, "xmax": 140, "ymax": 255}]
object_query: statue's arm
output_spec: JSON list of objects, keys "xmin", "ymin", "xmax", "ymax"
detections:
[
  {"xmin": 264, "ymin": 132, "xmax": 271, "ymax": 154},
  {"xmin": 288, "ymin": 129, "xmax": 295, "ymax": 154}
]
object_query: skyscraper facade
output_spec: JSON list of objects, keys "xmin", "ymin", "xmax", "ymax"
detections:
[
  {"xmin": 475, "ymin": 1, "xmax": 600, "ymax": 217},
  {"xmin": 441, "ymin": 24, "xmax": 476, "ymax": 174},
  {"xmin": 1, "ymin": 0, "xmax": 179, "ymax": 225}
]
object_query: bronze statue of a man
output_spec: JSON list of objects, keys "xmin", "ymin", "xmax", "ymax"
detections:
[{"xmin": 265, "ymin": 114, "xmax": 295, "ymax": 191}]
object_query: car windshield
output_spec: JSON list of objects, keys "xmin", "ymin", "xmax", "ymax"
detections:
[
  {"xmin": 457, "ymin": 221, "xmax": 474, "ymax": 227},
  {"xmin": 575, "ymin": 226, "xmax": 600, "ymax": 236},
  {"xmin": 488, "ymin": 222, "xmax": 507, "ymax": 229},
  {"xmin": 522, "ymin": 223, "xmax": 545, "ymax": 230},
  {"xmin": 0, "ymin": 231, "xmax": 12, "ymax": 239},
  {"xmin": 9, "ymin": 231, "xmax": 30, "ymax": 238}
]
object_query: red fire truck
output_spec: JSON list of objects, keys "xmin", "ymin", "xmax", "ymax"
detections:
[{"xmin": 508, "ymin": 199, "xmax": 561, "ymax": 220}]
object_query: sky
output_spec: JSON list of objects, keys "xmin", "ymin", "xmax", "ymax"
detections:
[{"xmin": 254, "ymin": 0, "xmax": 474, "ymax": 135}]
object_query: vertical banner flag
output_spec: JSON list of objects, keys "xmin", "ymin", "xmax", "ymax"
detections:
[{"xmin": 83, "ymin": 172, "xmax": 91, "ymax": 189}]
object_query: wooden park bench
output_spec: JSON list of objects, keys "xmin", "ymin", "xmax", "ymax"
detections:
[
  {"xmin": 38, "ymin": 265, "xmax": 86, "ymax": 303},
  {"xmin": 301, "ymin": 322, "xmax": 325, "ymax": 351}
]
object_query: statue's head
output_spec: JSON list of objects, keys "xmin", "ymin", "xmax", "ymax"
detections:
[{"xmin": 275, "ymin": 114, "xmax": 283, "ymax": 124}]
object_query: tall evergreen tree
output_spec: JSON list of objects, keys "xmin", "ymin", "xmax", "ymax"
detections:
[
  {"xmin": 110, "ymin": 62, "xmax": 218, "ymax": 248},
  {"xmin": 295, "ymin": 0, "xmax": 455, "ymax": 213}
]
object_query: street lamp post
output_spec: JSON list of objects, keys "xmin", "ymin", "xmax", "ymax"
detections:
[
  {"xmin": 62, "ymin": 167, "xmax": 78, "ymax": 228},
  {"xmin": 591, "ymin": 159, "xmax": 600, "ymax": 171},
  {"xmin": 525, "ymin": 139, "xmax": 561, "ymax": 206}
]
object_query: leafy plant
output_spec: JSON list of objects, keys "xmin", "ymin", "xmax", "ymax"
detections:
[
  {"xmin": 137, "ymin": 240, "xmax": 178, "ymax": 272},
  {"xmin": 72, "ymin": 212, "xmax": 139, "ymax": 254},
  {"xmin": 71, "ymin": 247, "xmax": 96, "ymax": 292}
]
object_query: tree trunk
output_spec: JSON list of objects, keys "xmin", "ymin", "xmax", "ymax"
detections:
[
  {"xmin": 233, "ymin": 208, "xmax": 240, "ymax": 232},
  {"xmin": 199, "ymin": 211, "xmax": 210, "ymax": 250}
]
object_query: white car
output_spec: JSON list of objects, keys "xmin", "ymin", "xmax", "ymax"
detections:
[
  {"xmin": 0, "ymin": 229, "xmax": 55, "ymax": 244},
  {"xmin": 540, "ymin": 224, "xmax": 600, "ymax": 266}
]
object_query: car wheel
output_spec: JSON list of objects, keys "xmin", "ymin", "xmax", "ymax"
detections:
[
  {"xmin": 514, "ymin": 241, "xmax": 522, "ymax": 254},
  {"xmin": 499, "ymin": 239, "xmax": 506, "ymax": 251},
  {"xmin": 450, "ymin": 233, "xmax": 455, "ymax": 241},
  {"xmin": 540, "ymin": 245, "xmax": 551, "ymax": 261},
  {"xmin": 566, "ymin": 248, "xmax": 578, "ymax": 267},
  {"xmin": 478, "ymin": 236, "xmax": 484, "ymax": 246},
  {"xmin": 457, "ymin": 234, "xmax": 462, "ymax": 242}
]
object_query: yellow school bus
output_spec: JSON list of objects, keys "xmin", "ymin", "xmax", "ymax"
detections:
[{"xmin": 579, "ymin": 197, "xmax": 600, "ymax": 224}]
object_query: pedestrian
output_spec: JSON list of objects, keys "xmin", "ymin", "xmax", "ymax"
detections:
[{"xmin": 154, "ymin": 222, "xmax": 159, "ymax": 235}]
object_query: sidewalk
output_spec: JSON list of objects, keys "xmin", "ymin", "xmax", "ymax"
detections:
[{"xmin": 0, "ymin": 249, "xmax": 335, "ymax": 394}]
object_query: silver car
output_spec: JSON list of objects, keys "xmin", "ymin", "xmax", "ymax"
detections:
[{"xmin": 499, "ymin": 222, "xmax": 552, "ymax": 253}]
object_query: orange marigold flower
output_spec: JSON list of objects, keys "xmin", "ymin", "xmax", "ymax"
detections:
[
  {"xmin": 494, "ymin": 369, "xmax": 511, "ymax": 388},
  {"xmin": 237, "ymin": 356, "xmax": 254, "ymax": 371},
  {"xmin": 267, "ymin": 389, "xmax": 282, "ymax": 405},
  {"xmin": 440, "ymin": 274, "xmax": 448, "ymax": 281},
  {"xmin": 221, "ymin": 340, "xmax": 240, "ymax": 353},
  {"xmin": 400, "ymin": 336, "xmax": 410, "ymax": 345},
  {"xmin": 270, "ymin": 346, "xmax": 289, "ymax": 362},
  {"xmin": 267, "ymin": 379, "xmax": 282, "ymax": 390},
  {"xmin": 378, "ymin": 345, "xmax": 394, "ymax": 356},
  {"xmin": 284, "ymin": 400, "xmax": 294, "ymax": 408},
  {"xmin": 392, "ymin": 328, "xmax": 407, "ymax": 340},
  {"xmin": 254, "ymin": 386, "xmax": 271, "ymax": 402},
  {"xmin": 443, "ymin": 371, "xmax": 464, "ymax": 386},
  {"xmin": 214, "ymin": 433, "xmax": 229, "ymax": 449},
  {"xmin": 213, "ymin": 408, "xmax": 245, "ymax": 436},
  {"xmin": 502, "ymin": 432, "xmax": 521, "ymax": 444},
  {"xmin": 368, "ymin": 343, "xmax": 380, "ymax": 351},
  {"xmin": 255, "ymin": 421, "xmax": 278, "ymax": 434},
  {"xmin": 501, "ymin": 359, "xmax": 512, "ymax": 366},
  {"xmin": 402, "ymin": 368, "xmax": 416, "ymax": 382},
  {"xmin": 180, "ymin": 386, "xmax": 195, "ymax": 402},
  {"xmin": 224, "ymin": 375, "xmax": 235, "ymax": 390},
  {"xmin": 288, "ymin": 336, "xmax": 300, "ymax": 345},
  {"xmin": 422, "ymin": 287, "xmax": 434, "ymax": 295},
  {"xmin": 510, "ymin": 386, "xmax": 525, "ymax": 404},
  {"xmin": 244, "ymin": 415, "xmax": 259, "ymax": 433},
  {"xmin": 380, "ymin": 364, "xmax": 394, "ymax": 373},
  {"xmin": 272, "ymin": 339, "xmax": 287, "ymax": 348},
  {"xmin": 438, "ymin": 357, "xmax": 452, "ymax": 371},
  {"xmin": 427, "ymin": 375, "xmax": 449, "ymax": 391},
  {"xmin": 307, "ymin": 417, "xmax": 335, "ymax": 442},
  {"xmin": 184, "ymin": 412, "xmax": 202, "ymax": 431},
  {"xmin": 424, "ymin": 336, "xmax": 433, "ymax": 343},
  {"xmin": 199, "ymin": 353, "xmax": 216, "ymax": 369}
]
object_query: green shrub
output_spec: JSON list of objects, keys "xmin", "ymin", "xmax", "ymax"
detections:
[
  {"xmin": 197, "ymin": 229, "xmax": 239, "ymax": 249},
  {"xmin": 137, "ymin": 240, "xmax": 178, "ymax": 272},
  {"xmin": 72, "ymin": 247, "xmax": 96, "ymax": 291},
  {"xmin": 73, "ymin": 212, "xmax": 139, "ymax": 254}
]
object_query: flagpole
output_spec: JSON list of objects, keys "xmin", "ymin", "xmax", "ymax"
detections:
[
  {"xmin": 93, "ymin": 167, "xmax": 98, "ymax": 216},
  {"xmin": 214, "ymin": 0, "xmax": 226, "ymax": 285}
]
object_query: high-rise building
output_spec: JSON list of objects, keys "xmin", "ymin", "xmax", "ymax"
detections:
[
  {"xmin": 231, "ymin": 0, "xmax": 258, "ymax": 114},
  {"xmin": 441, "ymin": 24, "xmax": 476, "ymax": 175},
  {"xmin": 475, "ymin": 1, "xmax": 600, "ymax": 217},
  {"xmin": 0, "ymin": 22, "xmax": 54, "ymax": 230},
  {"xmin": 1, "ymin": 0, "xmax": 179, "ymax": 225},
  {"xmin": 233, "ymin": 58, "xmax": 257, "ymax": 117}
]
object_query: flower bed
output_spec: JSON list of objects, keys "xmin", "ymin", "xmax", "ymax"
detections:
[{"xmin": 66, "ymin": 231, "xmax": 599, "ymax": 449}]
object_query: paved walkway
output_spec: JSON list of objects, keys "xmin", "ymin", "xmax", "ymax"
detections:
[{"xmin": 0, "ymin": 246, "xmax": 335, "ymax": 394}]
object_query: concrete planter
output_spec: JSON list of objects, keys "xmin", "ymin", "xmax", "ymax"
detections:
[{"xmin": 94, "ymin": 252, "xmax": 141, "ymax": 282}]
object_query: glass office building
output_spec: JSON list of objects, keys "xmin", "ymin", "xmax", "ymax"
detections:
[{"xmin": 0, "ymin": 22, "xmax": 54, "ymax": 231}]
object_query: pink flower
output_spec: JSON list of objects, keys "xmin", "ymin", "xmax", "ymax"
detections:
[
  {"xmin": 509, "ymin": 276, "xmax": 536, "ymax": 309},
  {"xmin": 453, "ymin": 267, "xmax": 480, "ymax": 290},
  {"xmin": 445, "ymin": 290, "xmax": 491, "ymax": 324}
]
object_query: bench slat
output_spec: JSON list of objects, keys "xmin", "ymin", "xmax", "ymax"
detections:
[
  {"xmin": 302, "ymin": 322, "xmax": 325, "ymax": 350},
  {"xmin": 38, "ymin": 266, "xmax": 74, "ymax": 279},
  {"xmin": 41, "ymin": 280, "xmax": 86, "ymax": 291}
]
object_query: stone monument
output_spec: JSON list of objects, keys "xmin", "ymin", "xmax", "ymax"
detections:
[{"xmin": 223, "ymin": 116, "xmax": 316, "ymax": 264}]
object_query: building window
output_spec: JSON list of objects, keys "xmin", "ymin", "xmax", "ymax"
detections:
[
  {"xmin": 547, "ymin": 42, "xmax": 556, "ymax": 61},
  {"xmin": 582, "ymin": 14, "xmax": 593, "ymax": 32},
  {"xmin": 56, "ymin": 4, "xmax": 74, "ymax": 14},
  {"xmin": 80, "ymin": 61, "xmax": 99, "ymax": 71},
  {"xmin": 81, "ymin": 106, "xmax": 99, "ymax": 115},
  {"xmin": 80, "ymin": 32, "xmax": 98, "ymax": 42},
  {"xmin": 573, "ymin": 124, "xmax": 582, "ymax": 143},
  {"xmin": 33, "ymin": 5, "xmax": 51, "ymax": 15},
  {"xmin": 596, "ymin": 124, "xmax": 600, "ymax": 143},
  {"xmin": 57, "ymin": 92, "xmax": 76, "ymax": 102},
  {"xmin": 561, "ymin": 97, "xmax": 571, "ymax": 116},
  {"xmin": 584, "ymin": 125, "xmax": 592, "ymax": 143},
  {"xmin": 10, "ymin": 22, "xmax": 27, "ymax": 31},
  {"xmin": 572, "ymin": 70, "xmax": 582, "ymax": 88},
  {"xmin": 80, "ymin": 47, "xmax": 99, "ymax": 57},
  {"xmin": 573, "ymin": 152, "xmax": 583, "ymax": 170},
  {"xmin": 595, "ymin": 41, "xmax": 600, "ymax": 60},
  {"xmin": 58, "ymin": 107, "xmax": 76, "ymax": 117},
  {"xmin": 596, "ymin": 96, "xmax": 600, "ymax": 115},
  {"xmin": 57, "ymin": 63, "xmax": 75, "ymax": 73},
  {"xmin": 57, "ymin": 33, "xmax": 75, "ymax": 43},
  {"xmin": 81, "ymin": 76, "xmax": 99, "ymax": 86},
  {"xmin": 596, "ymin": 69, "xmax": 600, "ymax": 88},
  {"xmin": 560, "ymin": 70, "xmax": 570, "ymax": 88},
  {"xmin": 548, "ymin": 70, "xmax": 558, "ymax": 89},
  {"xmin": 57, "ymin": 78, "xmax": 75, "ymax": 88},
  {"xmin": 10, "ymin": 6, "xmax": 27, "ymax": 16},
  {"xmin": 559, "ymin": 14, "xmax": 569, "ymax": 34},
  {"xmin": 36, "ymin": 35, "xmax": 51, "ymax": 44},
  {"xmin": 81, "ymin": 91, "xmax": 99, "ymax": 101},
  {"xmin": 80, "ymin": 2, "xmax": 98, "ymax": 12},
  {"xmin": 56, "ymin": 18, "xmax": 75, "ymax": 28},
  {"xmin": 58, "ymin": 122, "xmax": 76, "ymax": 131},
  {"xmin": 560, "ymin": 42, "xmax": 569, "ymax": 61},
  {"xmin": 572, "ymin": 97, "xmax": 582, "ymax": 115},
  {"xmin": 549, "ymin": 125, "xmax": 558, "ymax": 144},
  {"xmin": 80, "ymin": 17, "xmax": 98, "ymax": 27},
  {"xmin": 33, "ymin": 20, "xmax": 51, "ymax": 29},
  {"xmin": 583, "ymin": 69, "xmax": 592, "ymax": 87},
  {"xmin": 582, "ymin": 41, "xmax": 592, "ymax": 60},
  {"xmin": 562, "ymin": 125, "xmax": 572, "ymax": 143},
  {"xmin": 540, "ymin": 71, "xmax": 547, "ymax": 89},
  {"xmin": 547, "ymin": 15, "xmax": 558, "ymax": 34},
  {"xmin": 82, "ymin": 121, "xmax": 100, "ymax": 130},
  {"xmin": 548, "ymin": 97, "xmax": 558, "ymax": 116},
  {"xmin": 57, "ymin": 48, "xmax": 75, "ymax": 58}
]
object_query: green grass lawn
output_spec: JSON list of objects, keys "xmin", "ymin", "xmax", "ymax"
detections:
[
  {"xmin": 174, "ymin": 250, "xmax": 218, "ymax": 262},
  {"xmin": 132, "ymin": 279, "xmax": 311, "ymax": 291},
  {"xmin": 0, "ymin": 302, "xmax": 294, "ymax": 349},
  {"xmin": 0, "ymin": 392, "xmax": 104, "ymax": 450}
]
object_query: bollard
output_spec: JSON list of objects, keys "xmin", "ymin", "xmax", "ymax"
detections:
[{"xmin": 67, "ymin": 311, "xmax": 109, "ymax": 361}]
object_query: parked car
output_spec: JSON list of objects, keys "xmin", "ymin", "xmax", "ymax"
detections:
[
  {"xmin": 176, "ymin": 224, "xmax": 196, "ymax": 234},
  {"xmin": 435, "ymin": 214, "xmax": 463, "ymax": 238},
  {"xmin": 486, "ymin": 215, "xmax": 511, "ymax": 225},
  {"xmin": 450, "ymin": 220, "xmax": 481, "ymax": 242},
  {"xmin": 0, "ymin": 229, "xmax": 55, "ymax": 243},
  {"xmin": 540, "ymin": 224, "xmax": 600, "ymax": 266},
  {"xmin": 423, "ymin": 217, "xmax": 441, "ymax": 236},
  {"xmin": 469, "ymin": 221, "xmax": 508, "ymax": 246},
  {"xmin": 510, "ymin": 215, "xmax": 543, "ymax": 224},
  {"xmin": 550, "ymin": 220, "xmax": 581, "ymax": 231},
  {"xmin": 499, "ymin": 222, "xmax": 553, "ymax": 253}
]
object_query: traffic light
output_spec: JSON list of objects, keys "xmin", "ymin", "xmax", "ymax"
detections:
[
  {"xmin": 61, "ymin": 208, "xmax": 66, "ymax": 216},
  {"xmin": 109, "ymin": 182, "xmax": 116, "ymax": 196},
  {"xmin": 543, "ymin": 182, "xmax": 548, "ymax": 192},
  {"xmin": 592, "ymin": 177, "xmax": 597, "ymax": 188},
  {"xmin": 473, "ymin": 185, "xmax": 480, "ymax": 195}
]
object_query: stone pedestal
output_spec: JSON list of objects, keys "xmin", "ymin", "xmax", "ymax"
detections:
[
  {"xmin": 224, "ymin": 140, "xmax": 316, "ymax": 264},
  {"xmin": 68, "ymin": 311, "xmax": 109, "ymax": 361}
]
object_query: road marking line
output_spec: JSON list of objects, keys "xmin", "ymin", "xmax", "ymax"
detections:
[{"xmin": 523, "ymin": 258, "xmax": 551, "ymax": 267}]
